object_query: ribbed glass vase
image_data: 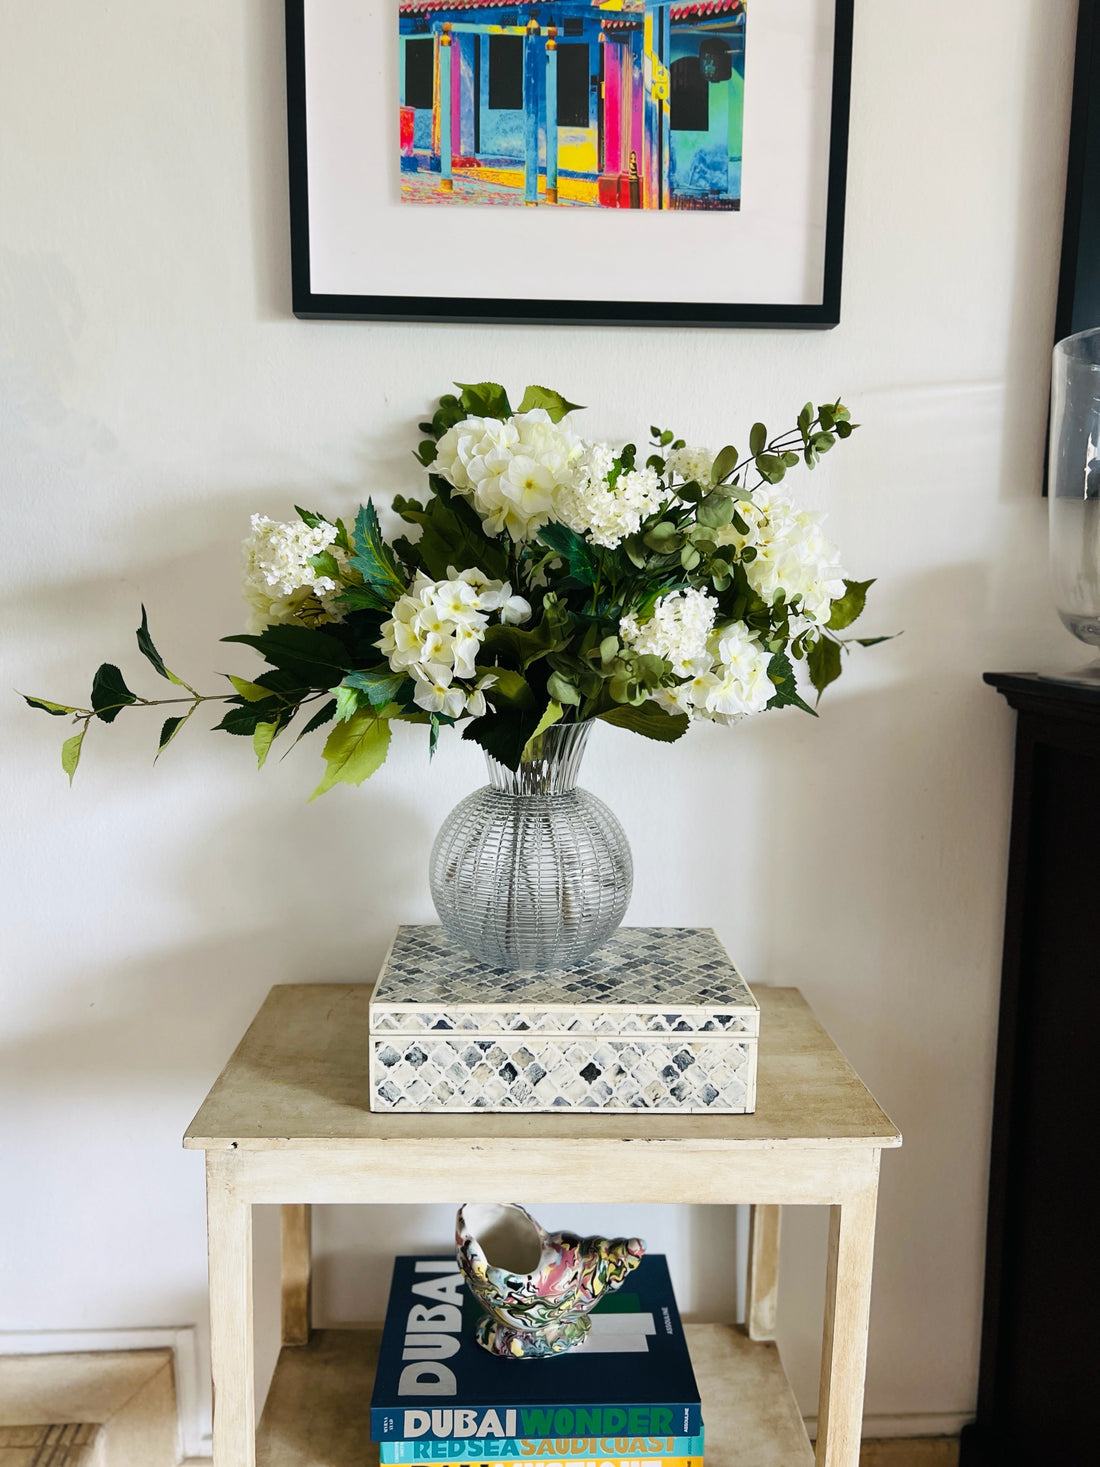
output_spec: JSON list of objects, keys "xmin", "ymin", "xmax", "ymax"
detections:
[{"xmin": 429, "ymin": 721, "xmax": 632, "ymax": 971}]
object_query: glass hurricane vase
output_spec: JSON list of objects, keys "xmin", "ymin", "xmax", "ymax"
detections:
[
  {"xmin": 1050, "ymin": 325, "xmax": 1100, "ymax": 668},
  {"xmin": 429, "ymin": 721, "xmax": 632, "ymax": 971}
]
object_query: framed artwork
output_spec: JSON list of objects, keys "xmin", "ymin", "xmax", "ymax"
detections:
[
  {"xmin": 286, "ymin": 0, "xmax": 853, "ymax": 327},
  {"xmin": 1055, "ymin": 0, "xmax": 1100, "ymax": 343}
]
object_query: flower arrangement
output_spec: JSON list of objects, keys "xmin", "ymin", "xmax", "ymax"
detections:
[{"xmin": 25, "ymin": 383, "xmax": 881, "ymax": 798}]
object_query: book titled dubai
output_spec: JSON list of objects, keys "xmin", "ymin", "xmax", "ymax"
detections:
[{"xmin": 370, "ymin": 1256, "xmax": 702, "ymax": 1443}]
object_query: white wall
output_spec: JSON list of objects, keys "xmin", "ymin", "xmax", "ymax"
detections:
[{"xmin": 0, "ymin": 0, "xmax": 1083, "ymax": 1450}]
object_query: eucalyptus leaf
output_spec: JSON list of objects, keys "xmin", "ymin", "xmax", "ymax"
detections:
[
  {"xmin": 711, "ymin": 444, "xmax": 739, "ymax": 485},
  {"xmin": 749, "ymin": 422, "xmax": 767, "ymax": 457}
]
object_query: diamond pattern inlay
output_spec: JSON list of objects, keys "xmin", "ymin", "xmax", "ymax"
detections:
[{"xmin": 371, "ymin": 1034, "xmax": 754, "ymax": 1113}]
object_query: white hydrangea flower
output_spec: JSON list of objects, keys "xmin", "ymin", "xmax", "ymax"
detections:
[
  {"xmin": 378, "ymin": 571, "xmax": 522, "ymax": 718},
  {"xmin": 431, "ymin": 410, "xmax": 585, "ymax": 543},
  {"xmin": 620, "ymin": 587, "xmax": 718, "ymax": 676},
  {"xmin": 714, "ymin": 488, "xmax": 845, "ymax": 630},
  {"xmin": 692, "ymin": 622, "xmax": 774, "ymax": 721},
  {"xmin": 665, "ymin": 445, "xmax": 713, "ymax": 485},
  {"xmin": 241, "ymin": 514, "xmax": 344, "ymax": 632},
  {"xmin": 557, "ymin": 446, "xmax": 668, "ymax": 549}
]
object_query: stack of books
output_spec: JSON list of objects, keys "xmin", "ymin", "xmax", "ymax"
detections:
[{"xmin": 371, "ymin": 1255, "xmax": 703, "ymax": 1467}]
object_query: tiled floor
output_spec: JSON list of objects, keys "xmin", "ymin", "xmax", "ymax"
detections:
[{"xmin": 0, "ymin": 1423, "xmax": 102, "ymax": 1465}]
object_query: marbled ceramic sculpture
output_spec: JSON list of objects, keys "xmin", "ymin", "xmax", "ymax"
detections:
[{"xmin": 455, "ymin": 1202, "xmax": 645, "ymax": 1360}]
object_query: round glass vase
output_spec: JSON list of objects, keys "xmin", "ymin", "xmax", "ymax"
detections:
[
  {"xmin": 1050, "ymin": 325, "xmax": 1100, "ymax": 668},
  {"xmin": 429, "ymin": 721, "xmax": 632, "ymax": 971}
]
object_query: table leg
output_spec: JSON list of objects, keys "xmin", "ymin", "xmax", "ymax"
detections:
[
  {"xmin": 814, "ymin": 1171, "xmax": 880, "ymax": 1467},
  {"xmin": 207, "ymin": 1154, "xmax": 256, "ymax": 1467},
  {"xmin": 281, "ymin": 1203, "xmax": 312, "ymax": 1346},
  {"xmin": 745, "ymin": 1204, "xmax": 781, "ymax": 1341}
]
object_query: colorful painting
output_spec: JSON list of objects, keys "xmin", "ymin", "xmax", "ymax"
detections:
[{"xmin": 398, "ymin": 1, "xmax": 747, "ymax": 209}]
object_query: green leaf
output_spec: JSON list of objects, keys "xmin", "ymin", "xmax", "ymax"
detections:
[
  {"xmin": 696, "ymin": 494, "xmax": 734, "ymax": 529},
  {"xmin": 516, "ymin": 385, "xmax": 584, "ymax": 422},
  {"xmin": 253, "ymin": 721, "xmax": 279, "ymax": 769},
  {"xmin": 537, "ymin": 521, "xmax": 597, "ymax": 586},
  {"xmin": 309, "ymin": 711, "xmax": 391, "ymax": 800},
  {"xmin": 455, "ymin": 381, "xmax": 512, "ymax": 419},
  {"xmin": 461, "ymin": 705, "xmax": 546, "ymax": 771},
  {"xmin": 91, "ymin": 664, "xmax": 137, "ymax": 724},
  {"xmin": 348, "ymin": 501, "xmax": 407, "ymax": 605},
  {"xmin": 827, "ymin": 578, "xmax": 875, "ymax": 631},
  {"xmin": 136, "ymin": 606, "xmax": 186, "ymax": 687},
  {"xmin": 214, "ymin": 696, "xmax": 285, "ymax": 736},
  {"xmin": 765, "ymin": 651, "xmax": 817, "ymax": 717},
  {"xmin": 222, "ymin": 625, "xmax": 353, "ymax": 684},
  {"xmin": 806, "ymin": 636, "xmax": 843, "ymax": 703},
  {"xmin": 711, "ymin": 445, "xmax": 739, "ymax": 485},
  {"xmin": 296, "ymin": 698, "xmax": 338, "ymax": 740},
  {"xmin": 227, "ymin": 674, "xmax": 270, "ymax": 702},
  {"xmin": 61, "ymin": 729, "xmax": 85, "ymax": 784},
  {"xmin": 749, "ymin": 422, "xmax": 767, "ymax": 457},
  {"xmin": 394, "ymin": 482, "xmax": 508, "ymax": 582},
  {"xmin": 546, "ymin": 671, "xmax": 582, "ymax": 707},
  {"xmin": 481, "ymin": 667, "xmax": 536, "ymax": 710},
  {"xmin": 798, "ymin": 402, "xmax": 814, "ymax": 433},
  {"xmin": 23, "ymin": 695, "xmax": 78, "ymax": 717},
  {"xmin": 334, "ymin": 583, "xmax": 391, "ymax": 614},
  {"xmin": 755, "ymin": 453, "xmax": 786, "ymax": 483},
  {"xmin": 157, "ymin": 715, "xmax": 185, "ymax": 755},
  {"xmin": 295, "ymin": 506, "xmax": 328, "ymax": 529},
  {"xmin": 811, "ymin": 431, "xmax": 835, "ymax": 455},
  {"xmin": 342, "ymin": 667, "xmax": 408, "ymax": 709},
  {"xmin": 334, "ymin": 684, "xmax": 361, "ymax": 723},
  {"xmin": 520, "ymin": 700, "xmax": 564, "ymax": 760},
  {"xmin": 599, "ymin": 702, "xmax": 690, "ymax": 742},
  {"xmin": 852, "ymin": 634, "xmax": 892, "ymax": 647},
  {"xmin": 480, "ymin": 604, "xmax": 571, "ymax": 669}
]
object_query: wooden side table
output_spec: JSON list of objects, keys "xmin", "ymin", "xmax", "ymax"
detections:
[{"xmin": 185, "ymin": 984, "xmax": 900, "ymax": 1467}]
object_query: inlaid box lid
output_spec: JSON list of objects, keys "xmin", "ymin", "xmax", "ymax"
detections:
[{"xmin": 369, "ymin": 925, "xmax": 759, "ymax": 1038}]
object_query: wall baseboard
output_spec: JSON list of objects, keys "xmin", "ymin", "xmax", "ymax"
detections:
[
  {"xmin": 805, "ymin": 1413, "xmax": 971, "ymax": 1441},
  {"xmin": 0, "ymin": 1328, "xmax": 207, "ymax": 1462}
]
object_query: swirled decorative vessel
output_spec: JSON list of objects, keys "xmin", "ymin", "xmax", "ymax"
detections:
[
  {"xmin": 429, "ymin": 722, "xmax": 631, "ymax": 971},
  {"xmin": 455, "ymin": 1201, "xmax": 645, "ymax": 1360}
]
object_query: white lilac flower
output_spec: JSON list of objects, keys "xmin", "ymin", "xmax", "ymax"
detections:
[
  {"xmin": 241, "ymin": 514, "xmax": 344, "ymax": 632},
  {"xmin": 619, "ymin": 587, "xmax": 719, "ymax": 676},
  {"xmin": 665, "ymin": 445, "xmax": 714, "ymax": 485},
  {"xmin": 557, "ymin": 447, "xmax": 668, "ymax": 549},
  {"xmin": 378, "ymin": 571, "xmax": 517, "ymax": 717},
  {"xmin": 431, "ymin": 410, "xmax": 585, "ymax": 543}
]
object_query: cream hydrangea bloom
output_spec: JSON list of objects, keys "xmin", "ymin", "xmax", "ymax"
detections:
[
  {"xmin": 377, "ymin": 569, "xmax": 527, "ymax": 718},
  {"xmin": 241, "ymin": 514, "xmax": 344, "ymax": 632},
  {"xmin": 714, "ymin": 488, "xmax": 845, "ymax": 630},
  {"xmin": 431, "ymin": 410, "xmax": 585, "ymax": 542}
]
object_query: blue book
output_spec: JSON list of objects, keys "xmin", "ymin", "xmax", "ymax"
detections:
[
  {"xmin": 370, "ymin": 1255, "xmax": 702, "ymax": 1443},
  {"xmin": 379, "ymin": 1436, "xmax": 704, "ymax": 1463}
]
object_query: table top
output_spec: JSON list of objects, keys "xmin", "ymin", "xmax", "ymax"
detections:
[{"xmin": 184, "ymin": 984, "xmax": 900, "ymax": 1152}]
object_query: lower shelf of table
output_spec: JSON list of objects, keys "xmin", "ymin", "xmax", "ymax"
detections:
[{"xmin": 255, "ymin": 1325, "xmax": 812, "ymax": 1467}]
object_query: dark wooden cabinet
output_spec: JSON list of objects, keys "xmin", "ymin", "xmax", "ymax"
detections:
[{"xmin": 960, "ymin": 674, "xmax": 1100, "ymax": 1465}]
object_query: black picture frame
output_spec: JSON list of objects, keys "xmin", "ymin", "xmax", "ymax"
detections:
[
  {"xmin": 1055, "ymin": 0, "xmax": 1100, "ymax": 343},
  {"xmin": 285, "ymin": 0, "xmax": 854, "ymax": 329}
]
